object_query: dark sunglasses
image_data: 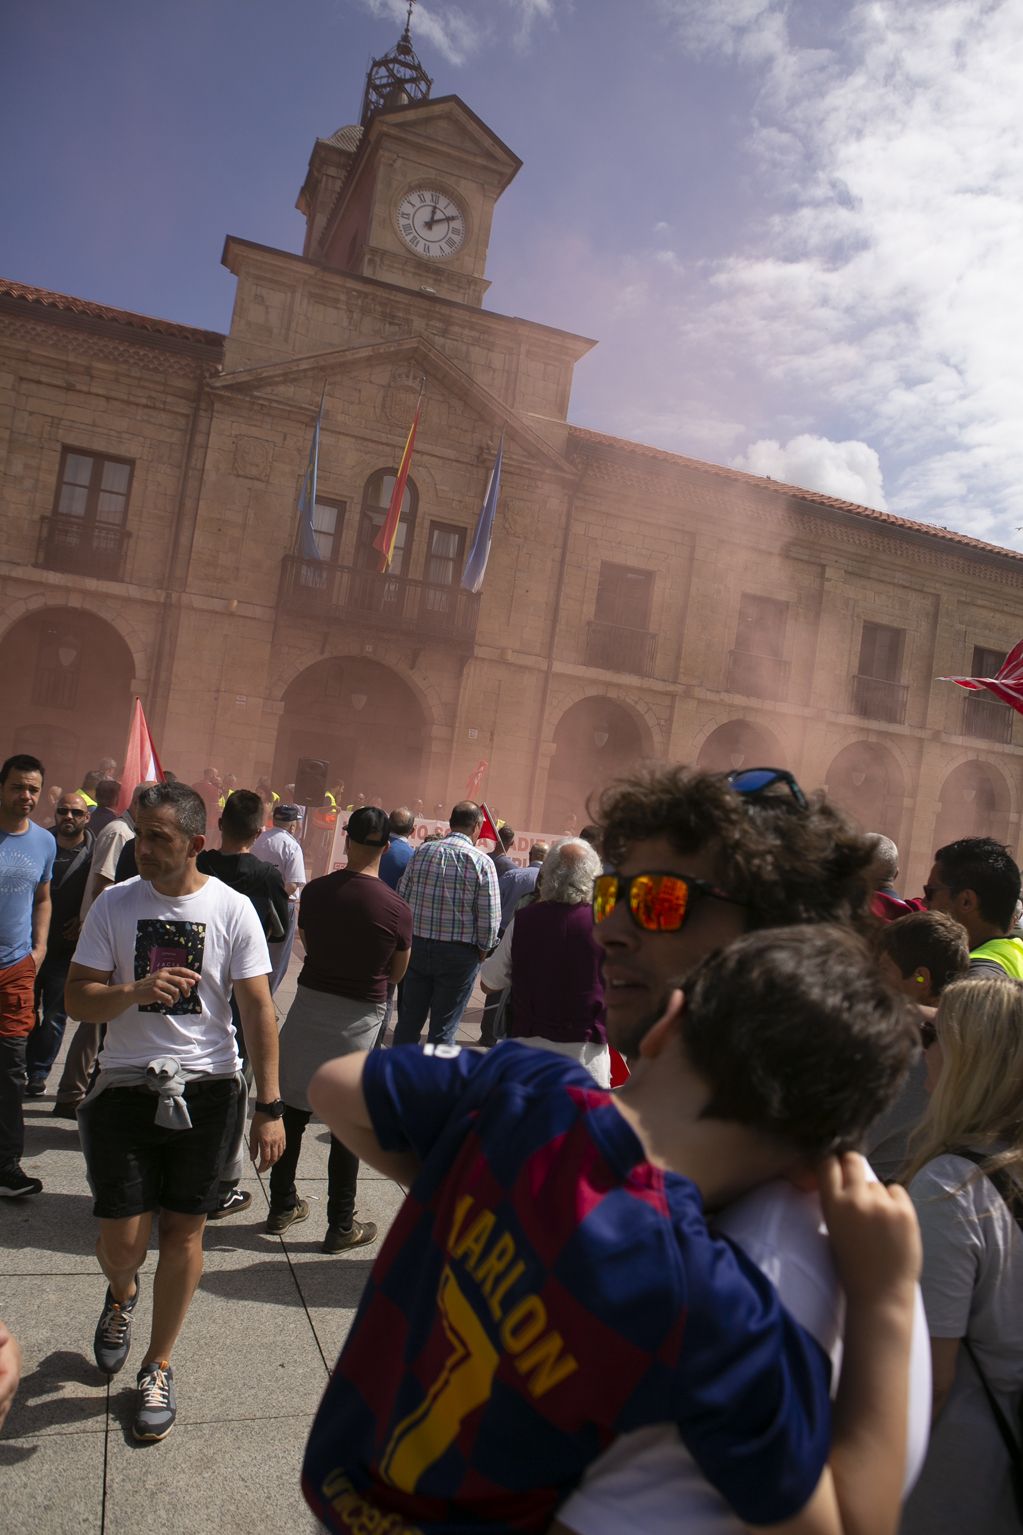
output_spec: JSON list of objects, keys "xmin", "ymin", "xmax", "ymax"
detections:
[
  {"xmin": 725, "ymin": 766, "xmax": 808, "ymax": 810},
  {"xmin": 593, "ymin": 871, "xmax": 742, "ymax": 933},
  {"xmin": 56, "ymin": 807, "xmax": 87, "ymax": 818}
]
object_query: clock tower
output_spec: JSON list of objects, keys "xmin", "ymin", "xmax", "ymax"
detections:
[{"xmin": 296, "ymin": 13, "xmax": 521, "ymax": 307}]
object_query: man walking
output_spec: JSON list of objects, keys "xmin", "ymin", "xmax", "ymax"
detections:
[
  {"xmin": 25, "ymin": 791, "xmax": 94, "ymax": 1097},
  {"xmin": 51, "ymin": 780, "xmax": 154, "ymax": 1117},
  {"xmin": 67, "ymin": 782, "xmax": 284, "ymax": 1441},
  {"xmin": 268, "ymin": 806, "xmax": 411, "ymax": 1250},
  {"xmin": 394, "ymin": 801, "xmax": 500, "ymax": 1046},
  {"xmin": 0, "ymin": 754, "xmax": 54, "ymax": 1198},
  {"xmin": 252, "ymin": 803, "xmax": 306, "ymax": 993}
]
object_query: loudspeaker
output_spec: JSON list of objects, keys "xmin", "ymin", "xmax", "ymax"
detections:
[{"xmin": 294, "ymin": 757, "xmax": 329, "ymax": 806}]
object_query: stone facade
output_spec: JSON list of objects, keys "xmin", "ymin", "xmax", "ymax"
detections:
[{"xmin": 2, "ymin": 81, "xmax": 1023, "ymax": 897}]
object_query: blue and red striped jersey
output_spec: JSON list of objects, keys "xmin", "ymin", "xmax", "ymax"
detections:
[{"xmin": 303, "ymin": 1042, "xmax": 830, "ymax": 1534}]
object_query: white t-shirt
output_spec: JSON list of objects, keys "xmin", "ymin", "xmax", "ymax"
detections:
[
  {"xmin": 252, "ymin": 826, "xmax": 306, "ymax": 905},
  {"xmin": 558, "ymin": 1176, "xmax": 932, "ymax": 1535},
  {"xmin": 73, "ymin": 874, "xmax": 270, "ymax": 1074}
]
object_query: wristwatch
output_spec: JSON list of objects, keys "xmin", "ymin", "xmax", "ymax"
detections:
[{"xmin": 254, "ymin": 1097, "xmax": 285, "ymax": 1118}]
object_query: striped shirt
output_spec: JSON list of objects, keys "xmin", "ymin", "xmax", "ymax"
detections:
[{"xmin": 398, "ymin": 832, "xmax": 500, "ymax": 950}]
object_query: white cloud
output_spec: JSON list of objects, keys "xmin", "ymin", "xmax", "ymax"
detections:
[
  {"xmin": 355, "ymin": 0, "xmax": 560, "ymax": 62},
  {"xmin": 652, "ymin": 0, "xmax": 1023, "ymax": 548},
  {"xmin": 733, "ymin": 434, "xmax": 888, "ymax": 510}
]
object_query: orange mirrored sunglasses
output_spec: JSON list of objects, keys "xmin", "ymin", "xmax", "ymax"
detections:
[{"xmin": 592, "ymin": 871, "xmax": 741, "ymax": 932}]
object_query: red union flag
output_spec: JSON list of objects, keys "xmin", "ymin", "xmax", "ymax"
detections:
[
  {"xmin": 940, "ymin": 639, "xmax": 1023, "ymax": 715},
  {"xmin": 478, "ymin": 802, "xmax": 500, "ymax": 845},
  {"xmin": 117, "ymin": 697, "xmax": 165, "ymax": 812}
]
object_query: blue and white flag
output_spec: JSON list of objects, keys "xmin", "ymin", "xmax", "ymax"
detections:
[
  {"xmin": 461, "ymin": 434, "xmax": 504, "ymax": 593},
  {"xmin": 296, "ymin": 388, "xmax": 325, "ymax": 561}
]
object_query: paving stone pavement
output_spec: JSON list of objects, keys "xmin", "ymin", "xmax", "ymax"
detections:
[{"xmin": 1, "ymin": 949, "xmax": 488, "ymax": 1534}]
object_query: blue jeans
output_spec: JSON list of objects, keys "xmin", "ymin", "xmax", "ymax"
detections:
[
  {"xmin": 393, "ymin": 939, "xmax": 481, "ymax": 1047},
  {"xmin": 26, "ymin": 952, "xmax": 72, "ymax": 1083}
]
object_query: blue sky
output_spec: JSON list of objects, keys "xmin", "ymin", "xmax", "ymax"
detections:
[{"xmin": 3, "ymin": 0, "xmax": 1021, "ymax": 547}]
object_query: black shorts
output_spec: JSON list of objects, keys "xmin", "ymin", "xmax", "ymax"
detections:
[{"xmin": 78, "ymin": 1077, "xmax": 244, "ymax": 1220}]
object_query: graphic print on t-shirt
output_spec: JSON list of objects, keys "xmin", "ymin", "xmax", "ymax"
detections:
[{"xmin": 135, "ymin": 919, "xmax": 205, "ymax": 1013}]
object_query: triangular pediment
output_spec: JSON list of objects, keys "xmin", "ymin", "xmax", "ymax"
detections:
[
  {"xmin": 209, "ymin": 335, "xmax": 573, "ymax": 477},
  {"xmin": 366, "ymin": 96, "xmax": 521, "ymax": 186}
]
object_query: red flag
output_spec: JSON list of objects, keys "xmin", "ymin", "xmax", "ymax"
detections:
[
  {"xmin": 373, "ymin": 399, "xmax": 422, "ymax": 574},
  {"xmin": 940, "ymin": 639, "xmax": 1023, "ymax": 715},
  {"xmin": 465, "ymin": 759, "xmax": 488, "ymax": 798},
  {"xmin": 478, "ymin": 802, "xmax": 500, "ymax": 845},
  {"xmin": 116, "ymin": 697, "xmax": 164, "ymax": 813}
]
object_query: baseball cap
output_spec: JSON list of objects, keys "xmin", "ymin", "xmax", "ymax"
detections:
[
  {"xmin": 273, "ymin": 803, "xmax": 301, "ymax": 822},
  {"xmin": 346, "ymin": 805, "xmax": 390, "ymax": 847}
]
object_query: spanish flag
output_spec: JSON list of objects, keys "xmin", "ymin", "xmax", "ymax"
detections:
[{"xmin": 373, "ymin": 399, "xmax": 422, "ymax": 573}]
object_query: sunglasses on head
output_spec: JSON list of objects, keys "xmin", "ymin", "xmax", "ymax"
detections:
[
  {"xmin": 725, "ymin": 766, "xmax": 808, "ymax": 810},
  {"xmin": 593, "ymin": 871, "xmax": 742, "ymax": 933}
]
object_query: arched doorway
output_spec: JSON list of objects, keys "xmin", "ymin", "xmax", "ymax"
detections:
[
  {"xmin": 696, "ymin": 719, "xmax": 784, "ymax": 774},
  {"xmin": 825, "ymin": 741, "xmax": 905, "ymax": 842},
  {"xmin": 273, "ymin": 656, "xmax": 427, "ymax": 806},
  {"xmin": 933, "ymin": 760, "xmax": 1012, "ymax": 852},
  {"xmin": 1, "ymin": 607, "xmax": 135, "ymax": 791},
  {"xmin": 543, "ymin": 697, "xmax": 647, "ymax": 832}
]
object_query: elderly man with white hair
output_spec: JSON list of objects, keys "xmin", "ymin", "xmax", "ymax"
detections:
[{"xmin": 480, "ymin": 838, "xmax": 609, "ymax": 1084}]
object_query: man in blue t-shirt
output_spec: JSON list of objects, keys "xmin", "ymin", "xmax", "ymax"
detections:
[
  {"xmin": 0, "ymin": 754, "xmax": 55, "ymax": 1197},
  {"xmin": 301, "ymin": 924, "xmax": 921, "ymax": 1535}
]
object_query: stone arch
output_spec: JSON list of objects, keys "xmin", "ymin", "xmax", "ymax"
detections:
[
  {"xmin": 933, "ymin": 758, "xmax": 1012, "ymax": 851},
  {"xmin": 825, "ymin": 740, "xmax": 906, "ymax": 842},
  {"xmin": 695, "ymin": 719, "xmax": 785, "ymax": 774},
  {"xmin": 272, "ymin": 654, "xmax": 430, "ymax": 807},
  {"xmin": 271, "ymin": 643, "xmax": 442, "ymax": 725},
  {"xmin": 547, "ymin": 683, "xmax": 661, "ymax": 759},
  {"xmin": 0, "ymin": 590, "xmax": 148, "ymax": 678},
  {"xmin": 543, "ymin": 695, "xmax": 650, "ymax": 832},
  {"xmin": 1, "ymin": 607, "xmax": 136, "ymax": 791}
]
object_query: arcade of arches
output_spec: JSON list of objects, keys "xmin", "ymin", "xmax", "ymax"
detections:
[
  {"xmin": 825, "ymin": 742, "xmax": 905, "ymax": 847},
  {"xmin": 1, "ymin": 608, "xmax": 134, "ymax": 791},
  {"xmin": 273, "ymin": 656, "xmax": 426, "ymax": 806},
  {"xmin": 543, "ymin": 697, "xmax": 648, "ymax": 831}
]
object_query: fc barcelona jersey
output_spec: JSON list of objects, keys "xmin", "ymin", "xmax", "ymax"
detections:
[{"xmin": 302, "ymin": 1042, "xmax": 829, "ymax": 1534}]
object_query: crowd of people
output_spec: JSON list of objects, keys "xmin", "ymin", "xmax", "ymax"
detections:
[{"xmin": 1, "ymin": 747, "xmax": 1023, "ymax": 1532}]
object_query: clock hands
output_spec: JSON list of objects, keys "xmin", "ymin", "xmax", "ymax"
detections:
[{"xmin": 425, "ymin": 204, "xmax": 452, "ymax": 232}]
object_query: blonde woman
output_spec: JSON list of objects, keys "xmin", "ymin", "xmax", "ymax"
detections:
[{"xmin": 900, "ymin": 977, "xmax": 1023, "ymax": 1534}]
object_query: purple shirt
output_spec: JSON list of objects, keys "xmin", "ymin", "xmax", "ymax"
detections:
[{"xmin": 510, "ymin": 901, "xmax": 606, "ymax": 1044}]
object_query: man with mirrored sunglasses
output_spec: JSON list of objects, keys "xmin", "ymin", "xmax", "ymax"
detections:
[{"xmin": 551, "ymin": 763, "xmax": 931, "ymax": 1535}]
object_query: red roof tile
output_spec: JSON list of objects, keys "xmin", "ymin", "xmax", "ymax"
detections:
[
  {"xmin": 0, "ymin": 277, "xmax": 223, "ymax": 347},
  {"xmin": 568, "ymin": 423, "xmax": 1023, "ymax": 567}
]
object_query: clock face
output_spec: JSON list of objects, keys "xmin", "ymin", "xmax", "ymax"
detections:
[{"xmin": 395, "ymin": 188, "xmax": 466, "ymax": 259}]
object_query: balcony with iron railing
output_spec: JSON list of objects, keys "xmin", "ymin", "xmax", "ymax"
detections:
[
  {"xmin": 36, "ymin": 515, "xmax": 130, "ymax": 582},
  {"xmin": 963, "ymin": 691, "xmax": 1013, "ymax": 744},
  {"xmin": 726, "ymin": 649, "xmax": 790, "ymax": 702},
  {"xmin": 278, "ymin": 555, "xmax": 480, "ymax": 648},
  {"xmin": 851, "ymin": 673, "xmax": 908, "ymax": 725},
  {"xmin": 584, "ymin": 619, "xmax": 658, "ymax": 677}
]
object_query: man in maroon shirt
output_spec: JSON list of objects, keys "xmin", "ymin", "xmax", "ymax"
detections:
[{"xmin": 268, "ymin": 806, "xmax": 412, "ymax": 1252}]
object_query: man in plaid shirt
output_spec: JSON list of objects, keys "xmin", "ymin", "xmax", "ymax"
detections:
[{"xmin": 393, "ymin": 803, "xmax": 500, "ymax": 1046}]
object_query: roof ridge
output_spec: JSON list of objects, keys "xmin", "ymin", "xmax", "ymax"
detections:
[
  {"xmin": 567, "ymin": 423, "xmax": 1022, "ymax": 566},
  {"xmin": 0, "ymin": 276, "xmax": 224, "ymax": 347}
]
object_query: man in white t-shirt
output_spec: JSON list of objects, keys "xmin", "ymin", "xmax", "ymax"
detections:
[
  {"xmin": 252, "ymin": 803, "xmax": 306, "ymax": 994},
  {"xmin": 550, "ymin": 764, "xmax": 931, "ymax": 1534},
  {"xmin": 67, "ymin": 782, "xmax": 285, "ymax": 1444}
]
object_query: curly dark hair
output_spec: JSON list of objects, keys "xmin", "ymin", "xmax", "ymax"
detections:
[{"xmin": 593, "ymin": 764, "xmax": 878, "ymax": 937}]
